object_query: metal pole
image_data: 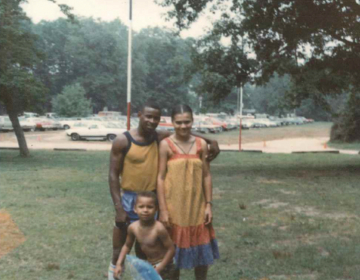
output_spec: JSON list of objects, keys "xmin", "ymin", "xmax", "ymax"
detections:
[
  {"xmin": 126, "ymin": 0, "xmax": 133, "ymax": 131},
  {"xmin": 239, "ymin": 83, "xmax": 243, "ymax": 151}
]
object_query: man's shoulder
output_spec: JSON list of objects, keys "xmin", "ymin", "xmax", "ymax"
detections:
[{"xmin": 111, "ymin": 132, "xmax": 129, "ymax": 153}]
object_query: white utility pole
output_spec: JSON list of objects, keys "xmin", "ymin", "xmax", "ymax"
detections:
[{"xmin": 126, "ymin": 0, "xmax": 133, "ymax": 130}]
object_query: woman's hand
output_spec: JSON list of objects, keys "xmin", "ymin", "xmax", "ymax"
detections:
[
  {"xmin": 204, "ymin": 204, "xmax": 213, "ymax": 225},
  {"xmin": 159, "ymin": 209, "xmax": 170, "ymax": 228}
]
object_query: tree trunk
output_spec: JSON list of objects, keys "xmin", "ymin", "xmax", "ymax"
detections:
[{"xmin": 5, "ymin": 99, "xmax": 30, "ymax": 157}]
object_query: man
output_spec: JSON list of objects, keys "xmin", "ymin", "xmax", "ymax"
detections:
[{"xmin": 108, "ymin": 101, "xmax": 220, "ymax": 280}]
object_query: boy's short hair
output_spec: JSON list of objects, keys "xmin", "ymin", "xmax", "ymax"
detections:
[{"xmin": 135, "ymin": 191, "xmax": 158, "ymax": 207}]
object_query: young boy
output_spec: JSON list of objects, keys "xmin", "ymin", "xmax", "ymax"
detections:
[{"xmin": 114, "ymin": 192, "xmax": 178, "ymax": 280}]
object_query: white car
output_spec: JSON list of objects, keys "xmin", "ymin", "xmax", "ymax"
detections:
[
  {"xmin": 0, "ymin": 116, "xmax": 13, "ymax": 131},
  {"xmin": 66, "ymin": 123, "xmax": 126, "ymax": 141},
  {"xmin": 18, "ymin": 117, "xmax": 36, "ymax": 131}
]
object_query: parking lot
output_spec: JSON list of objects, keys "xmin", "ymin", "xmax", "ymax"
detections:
[{"xmin": 0, "ymin": 122, "xmax": 334, "ymax": 153}]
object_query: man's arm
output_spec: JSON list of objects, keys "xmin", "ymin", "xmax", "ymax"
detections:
[
  {"xmin": 154, "ymin": 224, "xmax": 175, "ymax": 274},
  {"xmin": 156, "ymin": 129, "xmax": 220, "ymax": 161},
  {"xmin": 109, "ymin": 135, "xmax": 128, "ymax": 223},
  {"xmin": 114, "ymin": 226, "xmax": 136, "ymax": 278},
  {"xmin": 201, "ymin": 139, "xmax": 213, "ymax": 225}
]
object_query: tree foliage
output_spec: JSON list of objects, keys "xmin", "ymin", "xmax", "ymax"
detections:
[
  {"xmin": 158, "ymin": 0, "xmax": 360, "ymax": 140},
  {"xmin": 52, "ymin": 83, "xmax": 92, "ymax": 117},
  {"xmin": 32, "ymin": 20, "xmax": 195, "ymax": 114},
  {"xmin": 0, "ymin": 0, "xmax": 74, "ymax": 156},
  {"xmin": 0, "ymin": 0, "xmax": 46, "ymax": 156}
]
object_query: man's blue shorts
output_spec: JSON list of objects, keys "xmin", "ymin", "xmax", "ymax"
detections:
[{"xmin": 121, "ymin": 190, "xmax": 139, "ymax": 224}]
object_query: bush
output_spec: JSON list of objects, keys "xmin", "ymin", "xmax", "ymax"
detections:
[
  {"xmin": 330, "ymin": 92, "xmax": 360, "ymax": 142},
  {"xmin": 52, "ymin": 83, "xmax": 92, "ymax": 117}
]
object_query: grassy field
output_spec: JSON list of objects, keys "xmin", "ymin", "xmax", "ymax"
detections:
[
  {"xmin": 211, "ymin": 122, "xmax": 332, "ymax": 145},
  {"xmin": 328, "ymin": 141, "xmax": 360, "ymax": 151},
  {"xmin": 1, "ymin": 150, "xmax": 360, "ymax": 280}
]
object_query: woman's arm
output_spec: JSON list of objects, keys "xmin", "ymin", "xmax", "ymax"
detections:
[
  {"xmin": 157, "ymin": 140, "xmax": 170, "ymax": 227},
  {"xmin": 201, "ymin": 139, "xmax": 213, "ymax": 225}
]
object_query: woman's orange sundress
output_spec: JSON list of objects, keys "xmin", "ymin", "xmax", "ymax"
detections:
[{"xmin": 164, "ymin": 137, "xmax": 219, "ymax": 269}]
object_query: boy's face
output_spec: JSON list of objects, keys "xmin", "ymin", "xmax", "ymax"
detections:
[{"xmin": 134, "ymin": 197, "xmax": 157, "ymax": 221}]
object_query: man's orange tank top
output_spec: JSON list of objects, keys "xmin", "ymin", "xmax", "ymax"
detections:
[{"xmin": 120, "ymin": 131, "xmax": 158, "ymax": 192}]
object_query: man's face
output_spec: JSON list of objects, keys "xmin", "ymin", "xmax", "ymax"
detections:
[{"xmin": 138, "ymin": 107, "xmax": 161, "ymax": 133}]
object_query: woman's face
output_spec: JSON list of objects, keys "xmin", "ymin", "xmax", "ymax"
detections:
[{"xmin": 172, "ymin": 112, "xmax": 193, "ymax": 138}]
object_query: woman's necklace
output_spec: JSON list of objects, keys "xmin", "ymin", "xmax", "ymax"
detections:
[{"xmin": 172, "ymin": 139, "xmax": 196, "ymax": 154}]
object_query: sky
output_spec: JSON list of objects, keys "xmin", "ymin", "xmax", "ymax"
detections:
[{"xmin": 22, "ymin": 0, "xmax": 213, "ymax": 38}]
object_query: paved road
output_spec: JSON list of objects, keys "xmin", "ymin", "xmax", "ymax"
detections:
[{"xmin": 0, "ymin": 131, "xmax": 358, "ymax": 155}]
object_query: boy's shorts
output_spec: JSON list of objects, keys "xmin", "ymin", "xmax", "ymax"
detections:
[{"xmin": 154, "ymin": 261, "xmax": 179, "ymax": 280}]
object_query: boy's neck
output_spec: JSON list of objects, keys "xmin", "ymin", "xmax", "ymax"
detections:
[{"xmin": 139, "ymin": 219, "xmax": 156, "ymax": 227}]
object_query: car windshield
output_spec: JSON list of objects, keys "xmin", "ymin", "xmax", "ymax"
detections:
[
  {"xmin": 73, "ymin": 122, "xmax": 88, "ymax": 127},
  {"xmin": 104, "ymin": 123, "xmax": 120, "ymax": 128}
]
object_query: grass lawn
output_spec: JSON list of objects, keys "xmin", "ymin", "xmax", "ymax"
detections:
[
  {"xmin": 1, "ymin": 150, "xmax": 360, "ymax": 280},
  {"xmin": 328, "ymin": 141, "xmax": 360, "ymax": 151},
  {"xmin": 210, "ymin": 122, "xmax": 332, "ymax": 145}
]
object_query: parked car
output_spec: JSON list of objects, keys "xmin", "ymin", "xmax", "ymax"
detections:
[
  {"xmin": 0, "ymin": 116, "xmax": 13, "ymax": 131},
  {"xmin": 204, "ymin": 117, "xmax": 228, "ymax": 131},
  {"xmin": 158, "ymin": 116, "xmax": 174, "ymax": 132},
  {"xmin": 66, "ymin": 123, "xmax": 126, "ymax": 141},
  {"xmin": 18, "ymin": 117, "xmax": 36, "ymax": 131},
  {"xmin": 193, "ymin": 119, "xmax": 222, "ymax": 133},
  {"xmin": 57, "ymin": 117, "xmax": 87, "ymax": 130},
  {"xmin": 255, "ymin": 118, "xmax": 279, "ymax": 127}
]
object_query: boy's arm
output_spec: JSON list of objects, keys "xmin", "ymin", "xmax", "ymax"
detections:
[
  {"xmin": 157, "ymin": 140, "xmax": 170, "ymax": 228},
  {"xmin": 154, "ymin": 224, "xmax": 175, "ymax": 274},
  {"xmin": 156, "ymin": 130, "xmax": 220, "ymax": 161},
  {"xmin": 114, "ymin": 226, "xmax": 136, "ymax": 278},
  {"xmin": 201, "ymin": 140, "xmax": 213, "ymax": 225}
]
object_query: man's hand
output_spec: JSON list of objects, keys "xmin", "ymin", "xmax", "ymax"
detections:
[
  {"xmin": 206, "ymin": 140, "xmax": 220, "ymax": 162},
  {"xmin": 115, "ymin": 207, "xmax": 128, "ymax": 223}
]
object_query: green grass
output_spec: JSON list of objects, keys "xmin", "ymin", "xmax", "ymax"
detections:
[
  {"xmin": 1, "ymin": 150, "xmax": 360, "ymax": 280},
  {"xmin": 328, "ymin": 141, "xmax": 360, "ymax": 151},
  {"xmin": 210, "ymin": 122, "xmax": 332, "ymax": 145}
]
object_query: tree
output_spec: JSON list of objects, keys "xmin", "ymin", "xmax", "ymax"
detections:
[
  {"xmin": 158, "ymin": 0, "xmax": 360, "ymax": 140},
  {"xmin": 0, "ymin": 0, "xmax": 73, "ymax": 157},
  {"xmin": 52, "ymin": 83, "xmax": 92, "ymax": 117},
  {"xmin": 0, "ymin": 0, "xmax": 46, "ymax": 157},
  {"xmin": 133, "ymin": 27, "xmax": 196, "ymax": 112}
]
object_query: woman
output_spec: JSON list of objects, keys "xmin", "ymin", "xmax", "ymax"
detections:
[{"xmin": 157, "ymin": 104, "xmax": 219, "ymax": 280}]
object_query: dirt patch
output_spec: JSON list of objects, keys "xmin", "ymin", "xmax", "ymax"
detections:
[
  {"xmin": 252, "ymin": 199, "xmax": 289, "ymax": 209},
  {"xmin": 252, "ymin": 199, "xmax": 272, "ymax": 206},
  {"xmin": 279, "ymin": 189, "xmax": 297, "ymax": 195},
  {"xmin": 268, "ymin": 274, "xmax": 317, "ymax": 280},
  {"xmin": 258, "ymin": 179, "xmax": 286, "ymax": 185},
  {"xmin": 290, "ymin": 206, "xmax": 358, "ymax": 220},
  {"xmin": 0, "ymin": 209, "xmax": 26, "ymax": 259},
  {"xmin": 266, "ymin": 202, "xmax": 289, "ymax": 209}
]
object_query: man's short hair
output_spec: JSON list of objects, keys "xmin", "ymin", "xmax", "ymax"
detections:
[
  {"xmin": 141, "ymin": 100, "xmax": 161, "ymax": 113},
  {"xmin": 135, "ymin": 191, "xmax": 158, "ymax": 207}
]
